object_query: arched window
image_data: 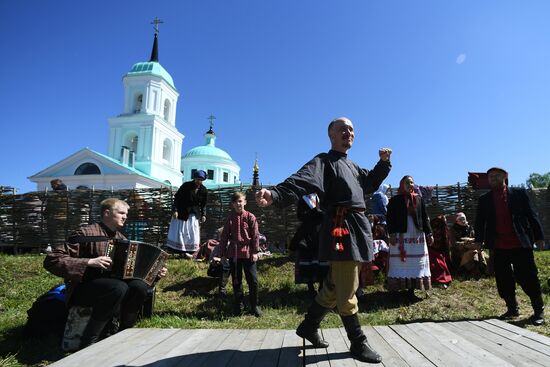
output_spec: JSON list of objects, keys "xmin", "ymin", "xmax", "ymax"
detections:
[
  {"xmin": 74, "ymin": 163, "xmax": 101, "ymax": 175},
  {"xmin": 134, "ymin": 94, "xmax": 143, "ymax": 113},
  {"xmin": 162, "ymin": 139, "xmax": 172, "ymax": 162},
  {"xmin": 125, "ymin": 134, "xmax": 138, "ymax": 153},
  {"xmin": 163, "ymin": 99, "xmax": 171, "ymax": 121}
]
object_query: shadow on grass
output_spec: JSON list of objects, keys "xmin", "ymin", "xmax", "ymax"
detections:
[
  {"xmin": 162, "ymin": 276, "xmax": 219, "ymax": 296},
  {"xmin": 0, "ymin": 326, "xmax": 66, "ymax": 366}
]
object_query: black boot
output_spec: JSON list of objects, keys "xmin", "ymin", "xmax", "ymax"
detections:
[
  {"xmin": 499, "ymin": 297, "xmax": 519, "ymax": 320},
  {"xmin": 79, "ymin": 318, "xmax": 109, "ymax": 349},
  {"xmin": 219, "ymin": 264, "xmax": 230, "ymax": 296},
  {"xmin": 341, "ymin": 314, "xmax": 382, "ymax": 363},
  {"xmin": 233, "ymin": 289, "xmax": 244, "ymax": 316},
  {"xmin": 249, "ymin": 283, "xmax": 262, "ymax": 317},
  {"xmin": 119, "ymin": 312, "xmax": 139, "ymax": 331},
  {"xmin": 531, "ymin": 295, "xmax": 545, "ymax": 326},
  {"xmin": 296, "ymin": 301, "xmax": 330, "ymax": 348}
]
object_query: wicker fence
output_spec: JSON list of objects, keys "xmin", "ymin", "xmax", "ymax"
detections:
[{"xmin": 1, "ymin": 184, "xmax": 548, "ymax": 253}]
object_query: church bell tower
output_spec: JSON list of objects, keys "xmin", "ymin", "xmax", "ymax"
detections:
[{"xmin": 107, "ymin": 18, "xmax": 184, "ymax": 187}]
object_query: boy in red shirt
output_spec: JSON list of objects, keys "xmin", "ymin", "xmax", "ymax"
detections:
[{"xmin": 220, "ymin": 192, "xmax": 262, "ymax": 317}]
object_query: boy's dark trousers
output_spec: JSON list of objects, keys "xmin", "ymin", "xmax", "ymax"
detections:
[
  {"xmin": 219, "ymin": 260, "xmax": 231, "ymax": 294},
  {"xmin": 229, "ymin": 258, "xmax": 258, "ymax": 313}
]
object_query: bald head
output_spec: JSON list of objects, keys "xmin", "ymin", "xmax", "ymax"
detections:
[
  {"xmin": 328, "ymin": 117, "xmax": 355, "ymax": 153},
  {"xmin": 328, "ymin": 117, "xmax": 352, "ymax": 133}
]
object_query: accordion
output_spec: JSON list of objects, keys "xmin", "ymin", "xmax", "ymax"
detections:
[{"xmin": 105, "ymin": 240, "xmax": 168, "ymax": 286}]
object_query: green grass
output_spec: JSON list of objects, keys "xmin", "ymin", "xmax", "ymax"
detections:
[{"xmin": 1, "ymin": 251, "xmax": 550, "ymax": 366}]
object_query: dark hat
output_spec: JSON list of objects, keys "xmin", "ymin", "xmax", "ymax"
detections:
[
  {"xmin": 194, "ymin": 170, "xmax": 207, "ymax": 180},
  {"xmin": 487, "ymin": 167, "xmax": 508, "ymax": 175}
]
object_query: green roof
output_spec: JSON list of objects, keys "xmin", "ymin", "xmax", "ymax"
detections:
[
  {"xmin": 183, "ymin": 145, "xmax": 233, "ymax": 161},
  {"xmin": 127, "ymin": 61, "xmax": 175, "ymax": 89}
]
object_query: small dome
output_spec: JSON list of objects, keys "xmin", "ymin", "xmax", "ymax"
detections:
[
  {"xmin": 183, "ymin": 145, "xmax": 233, "ymax": 161},
  {"xmin": 127, "ymin": 62, "xmax": 175, "ymax": 89}
]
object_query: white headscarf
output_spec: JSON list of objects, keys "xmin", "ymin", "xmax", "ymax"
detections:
[{"xmin": 375, "ymin": 183, "xmax": 390, "ymax": 206}]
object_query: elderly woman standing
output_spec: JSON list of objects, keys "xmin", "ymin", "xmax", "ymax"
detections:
[
  {"xmin": 386, "ymin": 175, "xmax": 433, "ymax": 300},
  {"xmin": 166, "ymin": 170, "xmax": 208, "ymax": 256}
]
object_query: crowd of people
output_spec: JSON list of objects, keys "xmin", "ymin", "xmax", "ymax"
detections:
[{"xmin": 40, "ymin": 117, "xmax": 546, "ymax": 364}]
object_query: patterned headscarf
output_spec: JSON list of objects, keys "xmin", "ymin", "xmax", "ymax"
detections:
[{"xmin": 398, "ymin": 175, "xmax": 419, "ymax": 226}]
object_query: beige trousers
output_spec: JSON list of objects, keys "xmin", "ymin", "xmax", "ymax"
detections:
[{"xmin": 315, "ymin": 261, "xmax": 360, "ymax": 316}]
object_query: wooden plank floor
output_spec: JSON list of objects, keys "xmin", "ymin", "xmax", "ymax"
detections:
[{"xmin": 50, "ymin": 319, "xmax": 550, "ymax": 367}]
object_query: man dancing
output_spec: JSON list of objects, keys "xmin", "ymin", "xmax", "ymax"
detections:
[{"xmin": 256, "ymin": 117, "xmax": 391, "ymax": 363}]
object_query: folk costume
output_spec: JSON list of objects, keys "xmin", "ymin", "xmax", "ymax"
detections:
[
  {"xmin": 386, "ymin": 179, "xmax": 432, "ymax": 292},
  {"xmin": 428, "ymin": 216, "xmax": 453, "ymax": 287},
  {"xmin": 449, "ymin": 213, "xmax": 488, "ymax": 277},
  {"xmin": 44, "ymin": 223, "xmax": 151, "ymax": 349},
  {"xmin": 167, "ymin": 174, "xmax": 208, "ymax": 253},
  {"xmin": 475, "ymin": 179, "xmax": 545, "ymax": 324},
  {"xmin": 219, "ymin": 209, "xmax": 261, "ymax": 316},
  {"xmin": 269, "ymin": 149, "xmax": 390, "ymax": 363}
]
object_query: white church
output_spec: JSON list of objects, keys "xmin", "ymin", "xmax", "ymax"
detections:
[{"xmin": 29, "ymin": 26, "xmax": 241, "ymax": 191}]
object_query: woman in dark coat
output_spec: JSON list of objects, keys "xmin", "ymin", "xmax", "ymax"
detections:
[{"xmin": 166, "ymin": 170, "xmax": 208, "ymax": 255}]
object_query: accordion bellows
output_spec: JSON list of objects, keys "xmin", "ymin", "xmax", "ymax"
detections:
[{"xmin": 105, "ymin": 241, "xmax": 168, "ymax": 286}]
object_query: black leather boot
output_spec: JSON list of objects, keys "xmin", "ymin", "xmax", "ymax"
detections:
[
  {"xmin": 531, "ymin": 295, "xmax": 545, "ymax": 326},
  {"xmin": 296, "ymin": 301, "xmax": 330, "ymax": 348},
  {"xmin": 79, "ymin": 318, "xmax": 109, "ymax": 350},
  {"xmin": 249, "ymin": 283, "xmax": 262, "ymax": 317},
  {"xmin": 119, "ymin": 312, "xmax": 139, "ymax": 330},
  {"xmin": 531, "ymin": 307, "xmax": 545, "ymax": 326},
  {"xmin": 499, "ymin": 297, "xmax": 519, "ymax": 320},
  {"xmin": 341, "ymin": 313, "xmax": 382, "ymax": 363}
]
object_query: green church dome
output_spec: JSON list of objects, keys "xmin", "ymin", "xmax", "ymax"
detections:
[
  {"xmin": 183, "ymin": 145, "xmax": 233, "ymax": 161},
  {"xmin": 127, "ymin": 62, "xmax": 175, "ymax": 89}
]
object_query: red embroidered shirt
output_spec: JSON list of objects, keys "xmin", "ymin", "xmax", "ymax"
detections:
[{"xmin": 219, "ymin": 210, "xmax": 260, "ymax": 259}]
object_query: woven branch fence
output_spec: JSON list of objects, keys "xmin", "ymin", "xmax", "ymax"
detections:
[{"xmin": 1, "ymin": 184, "xmax": 548, "ymax": 253}]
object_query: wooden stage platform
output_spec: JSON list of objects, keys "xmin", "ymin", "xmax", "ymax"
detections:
[{"xmin": 50, "ymin": 319, "xmax": 550, "ymax": 367}]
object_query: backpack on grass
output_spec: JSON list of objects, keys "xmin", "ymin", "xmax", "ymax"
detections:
[{"xmin": 23, "ymin": 284, "xmax": 68, "ymax": 338}]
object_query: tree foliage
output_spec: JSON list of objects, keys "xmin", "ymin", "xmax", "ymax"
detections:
[{"xmin": 526, "ymin": 172, "xmax": 550, "ymax": 188}]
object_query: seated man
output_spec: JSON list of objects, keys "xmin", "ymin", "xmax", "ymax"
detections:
[{"xmin": 44, "ymin": 198, "xmax": 168, "ymax": 349}]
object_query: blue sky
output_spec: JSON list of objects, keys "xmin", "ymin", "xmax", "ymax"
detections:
[{"xmin": 1, "ymin": 0, "xmax": 549, "ymax": 193}]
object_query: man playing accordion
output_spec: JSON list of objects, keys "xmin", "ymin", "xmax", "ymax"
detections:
[{"xmin": 44, "ymin": 198, "xmax": 168, "ymax": 350}]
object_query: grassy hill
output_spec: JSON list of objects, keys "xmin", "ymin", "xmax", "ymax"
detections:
[{"xmin": 1, "ymin": 251, "xmax": 549, "ymax": 366}]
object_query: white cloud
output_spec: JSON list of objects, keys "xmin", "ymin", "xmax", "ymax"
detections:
[{"xmin": 456, "ymin": 53, "xmax": 466, "ymax": 65}]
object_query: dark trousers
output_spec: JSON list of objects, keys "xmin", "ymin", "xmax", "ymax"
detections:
[
  {"xmin": 71, "ymin": 277, "xmax": 149, "ymax": 327},
  {"xmin": 220, "ymin": 259, "xmax": 231, "ymax": 291},
  {"xmin": 493, "ymin": 248, "xmax": 544, "ymax": 311},
  {"xmin": 229, "ymin": 258, "xmax": 258, "ymax": 306}
]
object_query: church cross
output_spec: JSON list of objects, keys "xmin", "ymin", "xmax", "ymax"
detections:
[
  {"xmin": 208, "ymin": 114, "xmax": 216, "ymax": 130},
  {"xmin": 151, "ymin": 17, "xmax": 164, "ymax": 34}
]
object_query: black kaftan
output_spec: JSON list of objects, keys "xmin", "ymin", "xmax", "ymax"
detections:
[{"xmin": 270, "ymin": 150, "xmax": 391, "ymax": 262}]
